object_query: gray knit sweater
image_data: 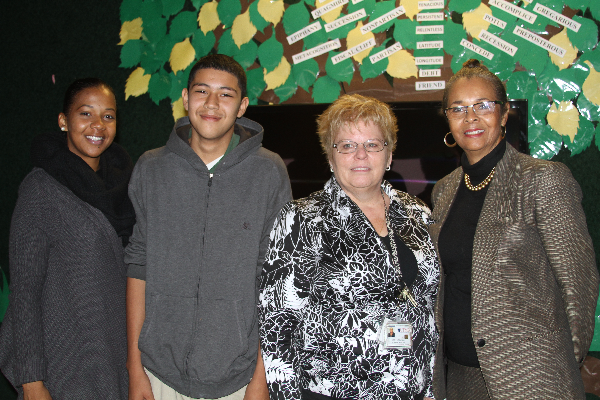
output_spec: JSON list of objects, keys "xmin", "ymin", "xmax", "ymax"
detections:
[{"xmin": 0, "ymin": 168, "xmax": 128, "ymax": 399}]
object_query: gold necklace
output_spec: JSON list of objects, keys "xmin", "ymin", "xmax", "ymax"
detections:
[{"xmin": 464, "ymin": 167, "xmax": 495, "ymax": 191}]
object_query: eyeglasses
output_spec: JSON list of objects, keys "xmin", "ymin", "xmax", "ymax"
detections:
[
  {"xmin": 444, "ymin": 101, "xmax": 504, "ymax": 120},
  {"xmin": 333, "ymin": 139, "xmax": 388, "ymax": 154}
]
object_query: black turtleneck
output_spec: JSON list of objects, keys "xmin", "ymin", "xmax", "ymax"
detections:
[{"xmin": 438, "ymin": 139, "xmax": 506, "ymax": 367}]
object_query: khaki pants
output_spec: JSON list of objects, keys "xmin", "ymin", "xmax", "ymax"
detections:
[{"xmin": 145, "ymin": 368, "xmax": 247, "ymax": 400}]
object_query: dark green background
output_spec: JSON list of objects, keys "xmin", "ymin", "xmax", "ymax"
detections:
[{"xmin": 1, "ymin": 1, "xmax": 599, "ymax": 398}]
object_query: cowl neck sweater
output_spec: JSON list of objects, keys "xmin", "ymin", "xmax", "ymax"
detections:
[{"xmin": 30, "ymin": 131, "xmax": 135, "ymax": 246}]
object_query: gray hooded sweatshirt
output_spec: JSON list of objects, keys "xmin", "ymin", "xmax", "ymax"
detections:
[{"xmin": 125, "ymin": 116, "xmax": 292, "ymax": 398}]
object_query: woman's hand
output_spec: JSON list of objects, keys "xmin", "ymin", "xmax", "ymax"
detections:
[
  {"xmin": 127, "ymin": 366, "xmax": 155, "ymax": 400},
  {"xmin": 22, "ymin": 381, "xmax": 52, "ymax": 400}
]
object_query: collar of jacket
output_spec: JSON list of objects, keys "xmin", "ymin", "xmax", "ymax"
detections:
[{"xmin": 323, "ymin": 175, "xmax": 398, "ymax": 214}]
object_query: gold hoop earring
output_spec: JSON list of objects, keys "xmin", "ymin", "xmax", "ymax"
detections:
[{"xmin": 444, "ymin": 132, "xmax": 457, "ymax": 148}]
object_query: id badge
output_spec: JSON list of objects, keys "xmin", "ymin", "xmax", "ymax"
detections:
[{"xmin": 379, "ymin": 317, "xmax": 413, "ymax": 350}]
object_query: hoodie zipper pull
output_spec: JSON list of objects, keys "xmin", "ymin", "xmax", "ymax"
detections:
[{"xmin": 208, "ymin": 173, "xmax": 213, "ymax": 187}]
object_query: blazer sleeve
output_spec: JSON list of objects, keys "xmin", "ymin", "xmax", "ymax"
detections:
[{"xmin": 534, "ymin": 162, "xmax": 598, "ymax": 365}]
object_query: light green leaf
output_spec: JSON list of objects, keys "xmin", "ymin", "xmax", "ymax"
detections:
[
  {"xmin": 169, "ymin": 11, "xmax": 198, "ymax": 42},
  {"xmin": 120, "ymin": 39, "xmax": 143, "ymax": 68},
  {"xmin": 217, "ymin": 0, "xmax": 242, "ymax": 28},
  {"xmin": 293, "ymin": 58, "xmax": 319, "ymax": 91},
  {"xmin": 325, "ymin": 52, "xmax": 354, "ymax": 84},
  {"xmin": 162, "ymin": 0, "xmax": 185, "ymax": 17},
  {"xmin": 250, "ymin": 0, "xmax": 270, "ymax": 33},
  {"xmin": 282, "ymin": 2, "xmax": 310, "ymax": 36},
  {"xmin": 191, "ymin": 30, "xmax": 216, "ymax": 59},
  {"xmin": 234, "ymin": 40, "xmax": 259, "ymax": 69},
  {"xmin": 567, "ymin": 16, "xmax": 598, "ymax": 53},
  {"xmin": 312, "ymin": 75, "xmax": 341, "ymax": 103},
  {"xmin": 274, "ymin": 73, "xmax": 298, "ymax": 102},
  {"xmin": 148, "ymin": 69, "xmax": 172, "ymax": 104},
  {"xmin": 258, "ymin": 35, "xmax": 284, "ymax": 73}
]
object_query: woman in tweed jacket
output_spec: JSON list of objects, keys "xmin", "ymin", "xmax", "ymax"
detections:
[{"xmin": 429, "ymin": 59, "xmax": 598, "ymax": 400}]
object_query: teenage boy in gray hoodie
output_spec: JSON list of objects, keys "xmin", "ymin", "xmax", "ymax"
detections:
[{"xmin": 125, "ymin": 54, "xmax": 292, "ymax": 400}]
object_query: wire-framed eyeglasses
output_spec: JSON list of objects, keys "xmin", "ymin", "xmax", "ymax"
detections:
[
  {"xmin": 333, "ymin": 139, "xmax": 388, "ymax": 154},
  {"xmin": 444, "ymin": 100, "xmax": 504, "ymax": 120}
]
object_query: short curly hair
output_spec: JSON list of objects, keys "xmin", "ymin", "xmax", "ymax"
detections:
[{"xmin": 317, "ymin": 94, "xmax": 398, "ymax": 161}]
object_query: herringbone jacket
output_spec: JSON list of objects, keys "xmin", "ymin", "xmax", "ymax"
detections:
[{"xmin": 429, "ymin": 144, "xmax": 598, "ymax": 400}]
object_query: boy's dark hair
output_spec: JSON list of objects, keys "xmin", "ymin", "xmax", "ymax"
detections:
[
  {"xmin": 63, "ymin": 77, "xmax": 114, "ymax": 114},
  {"xmin": 187, "ymin": 54, "xmax": 247, "ymax": 99}
]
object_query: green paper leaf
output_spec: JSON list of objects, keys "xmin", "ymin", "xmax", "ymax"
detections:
[
  {"xmin": 567, "ymin": 16, "xmax": 598, "ymax": 53},
  {"xmin": 0, "ymin": 268, "xmax": 9, "ymax": 323},
  {"xmin": 579, "ymin": 47, "xmax": 600, "ymax": 71},
  {"xmin": 326, "ymin": 20, "xmax": 355, "ymax": 40},
  {"xmin": 142, "ymin": 0, "xmax": 163, "ymax": 22},
  {"xmin": 247, "ymin": 68, "xmax": 266, "ymax": 101},
  {"xmin": 529, "ymin": 91, "xmax": 552, "ymax": 127},
  {"xmin": 529, "ymin": 123, "xmax": 563, "ymax": 159},
  {"xmin": 325, "ymin": 52, "xmax": 354, "ymax": 84},
  {"xmin": 218, "ymin": 29, "xmax": 239, "ymax": 57},
  {"xmin": 562, "ymin": 117, "xmax": 595, "ymax": 156},
  {"xmin": 274, "ymin": 73, "xmax": 298, "ymax": 102},
  {"xmin": 450, "ymin": 49, "xmax": 471, "ymax": 73},
  {"xmin": 359, "ymin": 42, "xmax": 389, "ymax": 81},
  {"xmin": 577, "ymin": 93, "xmax": 600, "ymax": 122},
  {"xmin": 536, "ymin": 61, "xmax": 559, "ymax": 92},
  {"xmin": 303, "ymin": 0, "xmax": 316, "ymax": 7},
  {"xmin": 234, "ymin": 40, "xmax": 259, "ymax": 69},
  {"xmin": 448, "ymin": 0, "xmax": 481, "ymax": 13},
  {"xmin": 192, "ymin": 29, "xmax": 216, "ymax": 59},
  {"xmin": 250, "ymin": 0, "xmax": 271, "ymax": 33},
  {"xmin": 505, "ymin": 28, "xmax": 549, "ymax": 75},
  {"xmin": 191, "ymin": 0, "xmax": 210, "ymax": 9},
  {"xmin": 483, "ymin": 49, "xmax": 515, "ymax": 81},
  {"xmin": 347, "ymin": 0, "xmax": 376, "ymax": 15},
  {"xmin": 121, "ymin": 0, "xmax": 143, "ymax": 22},
  {"xmin": 258, "ymin": 35, "xmax": 284, "ymax": 73},
  {"xmin": 148, "ymin": 69, "xmax": 172, "ymax": 104},
  {"xmin": 143, "ymin": 17, "xmax": 168, "ymax": 43},
  {"xmin": 393, "ymin": 19, "xmax": 418, "ymax": 50},
  {"xmin": 441, "ymin": 20, "xmax": 467, "ymax": 55},
  {"xmin": 169, "ymin": 11, "xmax": 198, "ymax": 42},
  {"xmin": 506, "ymin": 71, "xmax": 538, "ymax": 101},
  {"xmin": 548, "ymin": 69, "xmax": 584, "ymax": 102},
  {"xmin": 312, "ymin": 75, "xmax": 341, "ymax": 103},
  {"xmin": 217, "ymin": 0, "xmax": 241, "ymax": 28},
  {"xmin": 368, "ymin": 1, "xmax": 396, "ymax": 34},
  {"xmin": 522, "ymin": 1, "xmax": 560, "ymax": 32},
  {"xmin": 282, "ymin": 2, "xmax": 310, "ymax": 36},
  {"xmin": 564, "ymin": 0, "xmax": 589, "ymax": 10},
  {"xmin": 120, "ymin": 39, "xmax": 143, "ymax": 68},
  {"xmin": 169, "ymin": 64, "xmax": 193, "ymax": 101},
  {"xmin": 140, "ymin": 42, "xmax": 164, "ymax": 74},
  {"xmin": 591, "ymin": 1, "xmax": 600, "ymax": 21},
  {"xmin": 303, "ymin": 28, "xmax": 328, "ymax": 50},
  {"xmin": 156, "ymin": 34, "xmax": 177, "ymax": 60},
  {"xmin": 293, "ymin": 58, "xmax": 320, "ymax": 91},
  {"xmin": 162, "ymin": 0, "xmax": 185, "ymax": 17}
]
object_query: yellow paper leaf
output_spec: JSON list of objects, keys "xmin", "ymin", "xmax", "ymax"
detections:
[
  {"xmin": 172, "ymin": 97, "xmax": 188, "ymax": 121},
  {"xmin": 118, "ymin": 18, "xmax": 143, "ymax": 45},
  {"xmin": 549, "ymin": 30, "xmax": 578, "ymax": 70},
  {"xmin": 264, "ymin": 57, "xmax": 291, "ymax": 90},
  {"xmin": 547, "ymin": 100, "xmax": 579, "ymax": 141},
  {"xmin": 319, "ymin": 0, "xmax": 344, "ymax": 24},
  {"xmin": 463, "ymin": 3, "xmax": 491, "ymax": 40},
  {"xmin": 346, "ymin": 22, "xmax": 375, "ymax": 64},
  {"xmin": 232, "ymin": 10, "xmax": 257, "ymax": 48},
  {"xmin": 125, "ymin": 67, "xmax": 151, "ymax": 100},
  {"xmin": 386, "ymin": 50, "xmax": 418, "ymax": 79},
  {"xmin": 583, "ymin": 61, "xmax": 600, "ymax": 106},
  {"xmin": 198, "ymin": 1, "xmax": 220, "ymax": 34},
  {"xmin": 400, "ymin": 0, "xmax": 421, "ymax": 21},
  {"xmin": 170, "ymin": 38, "xmax": 196, "ymax": 75},
  {"xmin": 257, "ymin": 0, "xmax": 285, "ymax": 27}
]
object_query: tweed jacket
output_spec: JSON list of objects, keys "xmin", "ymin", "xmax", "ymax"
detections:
[{"xmin": 429, "ymin": 144, "xmax": 598, "ymax": 400}]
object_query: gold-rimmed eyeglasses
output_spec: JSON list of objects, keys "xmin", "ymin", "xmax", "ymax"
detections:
[
  {"xmin": 333, "ymin": 139, "xmax": 388, "ymax": 154},
  {"xmin": 444, "ymin": 100, "xmax": 504, "ymax": 120}
]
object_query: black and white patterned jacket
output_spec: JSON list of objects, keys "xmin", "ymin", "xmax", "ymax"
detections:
[{"xmin": 259, "ymin": 177, "xmax": 439, "ymax": 400}]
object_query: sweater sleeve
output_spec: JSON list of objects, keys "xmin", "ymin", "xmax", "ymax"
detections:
[
  {"xmin": 7, "ymin": 174, "xmax": 52, "ymax": 386},
  {"xmin": 124, "ymin": 159, "xmax": 147, "ymax": 280},
  {"xmin": 259, "ymin": 203, "xmax": 310, "ymax": 400}
]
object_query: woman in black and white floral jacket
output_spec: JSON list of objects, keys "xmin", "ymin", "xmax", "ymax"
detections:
[{"xmin": 259, "ymin": 94, "xmax": 439, "ymax": 400}]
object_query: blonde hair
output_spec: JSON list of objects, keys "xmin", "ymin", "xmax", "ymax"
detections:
[{"xmin": 317, "ymin": 94, "xmax": 398, "ymax": 160}]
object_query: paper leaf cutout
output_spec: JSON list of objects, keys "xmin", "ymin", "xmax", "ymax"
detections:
[
  {"xmin": 274, "ymin": 73, "xmax": 298, "ymax": 102},
  {"xmin": 191, "ymin": 29, "xmax": 216, "ymax": 59},
  {"xmin": 360, "ymin": 43, "xmax": 389, "ymax": 81},
  {"xmin": 120, "ymin": 0, "xmax": 143, "ymax": 22},
  {"xmin": 198, "ymin": 1, "xmax": 220, "ymax": 34},
  {"xmin": 303, "ymin": 28, "xmax": 328, "ymax": 50},
  {"xmin": 549, "ymin": 30, "xmax": 578, "ymax": 71},
  {"xmin": 563, "ymin": 117, "xmax": 594, "ymax": 156},
  {"xmin": 345, "ymin": 22, "xmax": 375, "ymax": 64},
  {"xmin": 217, "ymin": 0, "xmax": 241, "ymax": 28},
  {"xmin": 170, "ymin": 38, "xmax": 196, "ymax": 74},
  {"xmin": 448, "ymin": 0, "xmax": 481, "ymax": 13},
  {"xmin": 505, "ymin": 28, "xmax": 549, "ymax": 74},
  {"xmin": 577, "ymin": 94, "xmax": 600, "ymax": 122},
  {"xmin": 140, "ymin": 43, "xmax": 163, "ymax": 74},
  {"xmin": 169, "ymin": 66, "xmax": 191, "ymax": 101},
  {"xmin": 162, "ymin": 0, "xmax": 185, "ymax": 18},
  {"xmin": 386, "ymin": 49, "xmax": 418, "ymax": 79},
  {"xmin": 547, "ymin": 100, "xmax": 580, "ymax": 142},
  {"xmin": 232, "ymin": 10, "xmax": 257, "ymax": 48},
  {"xmin": 529, "ymin": 91, "xmax": 551, "ymax": 128},
  {"xmin": 462, "ymin": 3, "xmax": 491, "ymax": 40},
  {"xmin": 528, "ymin": 123, "xmax": 562, "ymax": 160},
  {"xmin": 591, "ymin": 1, "xmax": 600, "ymax": 21},
  {"xmin": 348, "ymin": 0, "xmax": 376, "ymax": 15},
  {"xmin": 258, "ymin": 35, "xmax": 284, "ymax": 73},
  {"xmin": 327, "ymin": 19, "xmax": 356, "ymax": 40},
  {"xmin": 265, "ymin": 56, "xmax": 292, "ymax": 90},
  {"xmin": 148, "ymin": 70, "xmax": 172, "ymax": 104},
  {"xmin": 247, "ymin": 68, "xmax": 267, "ymax": 101},
  {"xmin": 119, "ymin": 18, "xmax": 143, "ymax": 45},
  {"xmin": 312, "ymin": 76, "xmax": 341, "ymax": 103},
  {"xmin": 191, "ymin": 0, "xmax": 210, "ymax": 9},
  {"xmin": 125, "ymin": 67, "xmax": 151, "ymax": 99},
  {"xmin": 564, "ymin": 0, "xmax": 589, "ymax": 8},
  {"xmin": 249, "ymin": 0, "xmax": 270, "ymax": 33},
  {"xmin": 567, "ymin": 16, "xmax": 598, "ymax": 53},
  {"xmin": 170, "ymin": 11, "xmax": 199, "ymax": 42},
  {"xmin": 549, "ymin": 68, "xmax": 585, "ymax": 102},
  {"xmin": 325, "ymin": 52, "xmax": 355, "ymax": 84},
  {"xmin": 120, "ymin": 40, "xmax": 143, "ymax": 68},
  {"xmin": 141, "ymin": 0, "xmax": 162, "ymax": 22},
  {"xmin": 234, "ymin": 40, "xmax": 259, "ymax": 69},
  {"xmin": 582, "ymin": 61, "xmax": 600, "ymax": 106},
  {"xmin": 258, "ymin": 0, "xmax": 285, "ymax": 27},
  {"xmin": 283, "ymin": 3, "xmax": 311, "ymax": 35},
  {"xmin": 400, "ymin": 0, "xmax": 420, "ymax": 21},
  {"xmin": 143, "ymin": 17, "xmax": 168, "ymax": 43},
  {"xmin": 172, "ymin": 97, "xmax": 187, "ymax": 121},
  {"xmin": 218, "ymin": 29, "xmax": 239, "ymax": 57},
  {"xmin": 368, "ymin": 1, "xmax": 396, "ymax": 34},
  {"xmin": 293, "ymin": 59, "xmax": 320, "ymax": 91},
  {"xmin": 393, "ymin": 18, "xmax": 418, "ymax": 50},
  {"xmin": 505, "ymin": 71, "xmax": 538, "ymax": 102},
  {"xmin": 319, "ymin": 0, "xmax": 345, "ymax": 24}
]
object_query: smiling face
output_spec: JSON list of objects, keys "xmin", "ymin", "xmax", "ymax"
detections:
[
  {"xmin": 330, "ymin": 120, "xmax": 391, "ymax": 200},
  {"xmin": 58, "ymin": 86, "xmax": 117, "ymax": 171},
  {"xmin": 447, "ymin": 77, "xmax": 509, "ymax": 165},
  {"xmin": 182, "ymin": 68, "xmax": 249, "ymax": 147}
]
